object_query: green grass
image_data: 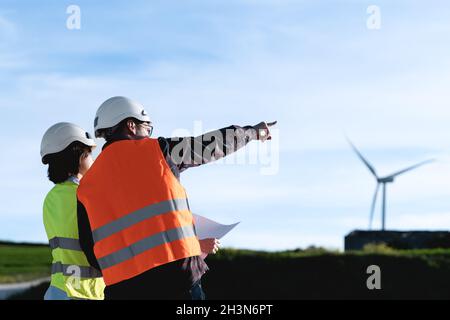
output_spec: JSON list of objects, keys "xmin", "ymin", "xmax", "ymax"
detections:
[
  {"xmin": 2, "ymin": 242, "xmax": 450, "ymax": 285},
  {"xmin": 213, "ymin": 246, "xmax": 450, "ymax": 259},
  {"xmin": 0, "ymin": 245, "xmax": 51, "ymax": 284},
  {"xmin": 2, "ymin": 243, "xmax": 450, "ymax": 299},
  {"xmin": 210, "ymin": 246, "xmax": 450, "ymax": 271}
]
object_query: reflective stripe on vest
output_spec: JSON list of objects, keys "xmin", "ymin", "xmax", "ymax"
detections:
[
  {"xmin": 92, "ymin": 198, "xmax": 189, "ymax": 243},
  {"xmin": 43, "ymin": 181, "xmax": 105, "ymax": 299},
  {"xmin": 49, "ymin": 237, "xmax": 82, "ymax": 251},
  {"xmin": 97, "ymin": 225, "xmax": 196, "ymax": 269},
  {"xmin": 51, "ymin": 262, "xmax": 103, "ymax": 278},
  {"xmin": 77, "ymin": 138, "xmax": 202, "ymax": 285}
]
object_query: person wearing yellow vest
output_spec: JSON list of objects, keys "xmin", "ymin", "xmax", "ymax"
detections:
[
  {"xmin": 41, "ymin": 122, "xmax": 105, "ymax": 300},
  {"xmin": 77, "ymin": 96, "xmax": 277, "ymax": 300}
]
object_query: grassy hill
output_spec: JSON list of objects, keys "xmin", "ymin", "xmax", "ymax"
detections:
[
  {"xmin": 2, "ymin": 242, "xmax": 450, "ymax": 299},
  {"xmin": 0, "ymin": 242, "xmax": 51, "ymax": 283},
  {"xmin": 204, "ymin": 246, "xmax": 450, "ymax": 299},
  {"xmin": 0, "ymin": 243, "xmax": 51, "ymax": 283}
]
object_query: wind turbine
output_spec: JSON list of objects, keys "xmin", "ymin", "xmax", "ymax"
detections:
[{"xmin": 347, "ymin": 138, "xmax": 435, "ymax": 231}]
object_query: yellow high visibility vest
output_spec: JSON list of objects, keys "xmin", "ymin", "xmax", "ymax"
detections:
[{"xmin": 43, "ymin": 180, "xmax": 105, "ymax": 300}]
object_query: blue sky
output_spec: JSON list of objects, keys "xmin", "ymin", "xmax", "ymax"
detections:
[{"xmin": 1, "ymin": 1, "xmax": 450, "ymax": 250}]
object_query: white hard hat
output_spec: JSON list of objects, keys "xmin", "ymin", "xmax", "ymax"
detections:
[
  {"xmin": 94, "ymin": 96, "xmax": 151, "ymax": 138},
  {"xmin": 40, "ymin": 122, "xmax": 96, "ymax": 164}
]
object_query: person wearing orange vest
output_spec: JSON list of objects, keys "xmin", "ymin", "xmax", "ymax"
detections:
[{"xmin": 77, "ymin": 96, "xmax": 277, "ymax": 300}]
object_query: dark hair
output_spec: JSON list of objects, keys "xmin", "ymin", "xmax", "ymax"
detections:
[
  {"xmin": 100, "ymin": 117, "xmax": 145, "ymax": 142},
  {"xmin": 44, "ymin": 141, "xmax": 92, "ymax": 184}
]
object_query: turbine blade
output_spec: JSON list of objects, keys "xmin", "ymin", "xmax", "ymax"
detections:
[
  {"xmin": 369, "ymin": 183, "xmax": 380, "ymax": 230},
  {"xmin": 386, "ymin": 159, "xmax": 435, "ymax": 179},
  {"xmin": 346, "ymin": 137, "xmax": 378, "ymax": 178}
]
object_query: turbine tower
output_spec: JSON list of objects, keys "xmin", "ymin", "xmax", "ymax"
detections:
[{"xmin": 347, "ymin": 139, "xmax": 434, "ymax": 231}]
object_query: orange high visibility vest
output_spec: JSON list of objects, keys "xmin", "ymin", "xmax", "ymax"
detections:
[{"xmin": 77, "ymin": 138, "xmax": 202, "ymax": 286}]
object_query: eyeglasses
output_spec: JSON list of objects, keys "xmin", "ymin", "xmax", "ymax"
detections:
[{"xmin": 139, "ymin": 122, "xmax": 153, "ymax": 136}]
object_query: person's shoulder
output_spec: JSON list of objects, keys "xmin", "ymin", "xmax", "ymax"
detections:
[
  {"xmin": 135, "ymin": 137, "xmax": 165, "ymax": 148},
  {"xmin": 43, "ymin": 185, "xmax": 57, "ymax": 204},
  {"xmin": 44, "ymin": 182, "xmax": 75, "ymax": 204},
  {"xmin": 157, "ymin": 136, "xmax": 168, "ymax": 146},
  {"xmin": 156, "ymin": 137, "xmax": 169, "ymax": 155}
]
